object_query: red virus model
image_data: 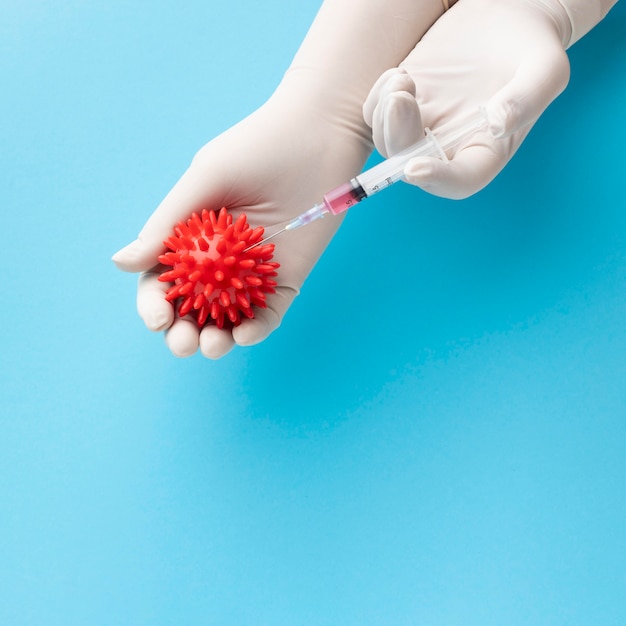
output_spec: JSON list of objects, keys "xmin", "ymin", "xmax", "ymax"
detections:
[{"xmin": 158, "ymin": 207, "xmax": 279, "ymax": 329}]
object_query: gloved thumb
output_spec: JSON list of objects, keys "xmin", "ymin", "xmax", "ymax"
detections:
[
  {"xmin": 484, "ymin": 44, "xmax": 570, "ymax": 138},
  {"xmin": 112, "ymin": 237, "xmax": 159, "ymax": 273}
]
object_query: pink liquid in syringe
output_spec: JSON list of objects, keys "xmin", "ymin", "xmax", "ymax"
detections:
[{"xmin": 323, "ymin": 180, "xmax": 368, "ymax": 216}]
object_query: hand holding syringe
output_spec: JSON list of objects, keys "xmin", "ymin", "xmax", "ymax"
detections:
[{"xmin": 249, "ymin": 110, "xmax": 488, "ymax": 249}]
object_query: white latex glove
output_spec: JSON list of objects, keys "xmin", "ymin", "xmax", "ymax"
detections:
[
  {"xmin": 112, "ymin": 0, "xmax": 446, "ymax": 358},
  {"xmin": 363, "ymin": 0, "xmax": 617, "ymax": 200}
]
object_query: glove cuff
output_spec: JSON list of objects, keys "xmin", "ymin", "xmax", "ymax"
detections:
[{"xmin": 557, "ymin": 0, "xmax": 619, "ymax": 47}]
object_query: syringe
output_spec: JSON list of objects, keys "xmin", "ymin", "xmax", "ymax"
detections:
[{"xmin": 249, "ymin": 110, "xmax": 487, "ymax": 248}]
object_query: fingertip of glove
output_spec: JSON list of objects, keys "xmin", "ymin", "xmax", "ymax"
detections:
[
  {"xmin": 111, "ymin": 240, "xmax": 151, "ymax": 272},
  {"xmin": 232, "ymin": 318, "xmax": 274, "ymax": 347},
  {"xmin": 199, "ymin": 326, "xmax": 235, "ymax": 359},
  {"xmin": 143, "ymin": 310, "xmax": 174, "ymax": 333},
  {"xmin": 404, "ymin": 156, "xmax": 441, "ymax": 186},
  {"xmin": 404, "ymin": 157, "xmax": 473, "ymax": 200},
  {"xmin": 165, "ymin": 320, "xmax": 200, "ymax": 358}
]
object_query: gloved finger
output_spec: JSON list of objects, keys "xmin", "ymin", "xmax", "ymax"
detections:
[
  {"xmin": 362, "ymin": 68, "xmax": 423, "ymax": 157},
  {"xmin": 403, "ymin": 130, "xmax": 523, "ymax": 199},
  {"xmin": 372, "ymin": 90, "xmax": 424, "ymax": 158},
  {"xmin": 112, "ymin": 158, "xmax": 231, "ymax": 273},
  {"xmin": 485, "ymin": 45, "xmax": 570, "ymax": 138},
  {"xmin": 232, "ymin": 286, "xmax": 298, "ymax": 347},
  {"xmin": 363, "ymin": 68, "xmax": 413, "ymax": 128},
  {"xmin": 136, "ymin": 271, "xmax": 175, "ymax": 332},
  {"xmin": 199, "ymin": 326, "xmax": 235, "ymax": 360},
  {"xmin": 165, "ymin": 316, "xmax": 200, "ymax": 358}
]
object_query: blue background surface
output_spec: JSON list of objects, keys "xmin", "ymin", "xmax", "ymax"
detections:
[{"xmin": 1, "ymin": 2, "xmax": 625, "ymax": 625}]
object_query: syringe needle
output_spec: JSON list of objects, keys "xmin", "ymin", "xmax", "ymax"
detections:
[
  {"xmin": 244, "ymin": 204, "xmax": 329, "ymax": 251},
  {"xmin": 244, "ymin": 226, "xmax": 288, "ymax": 252}
]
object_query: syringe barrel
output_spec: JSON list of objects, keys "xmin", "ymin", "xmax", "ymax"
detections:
[
  {"xmin": 355, "ymin": 132, "xmax": 441, "ymax": 197},
  {"xmin": 320, "ymin": 131, "xmax": 443, "ymax": 216},
  {"xmin": 319, "ymin": 134, "xmax": 439, "ymax": 216}
]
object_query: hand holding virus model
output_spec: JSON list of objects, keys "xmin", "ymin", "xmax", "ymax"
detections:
[{"xmin": 111, "ymin": 93, "xmax": 373, "ymax": 359}]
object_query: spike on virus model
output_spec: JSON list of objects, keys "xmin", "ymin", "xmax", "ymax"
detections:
[{"xmin": 158, "ymin": 208, "xmax": 279, "ymax": 329}]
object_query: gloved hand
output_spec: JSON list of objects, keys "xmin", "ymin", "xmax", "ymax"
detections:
[
  {"xmin": 363, "ymin": 0, "xmax": 578, "ymax": 200},
  {"xmin": 112, "ymin": 0, "xmax": 447, "ymax": 358},
  {"xmin": 112, "ymin": 90, "xmax": 370, "ymax": 359}
]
